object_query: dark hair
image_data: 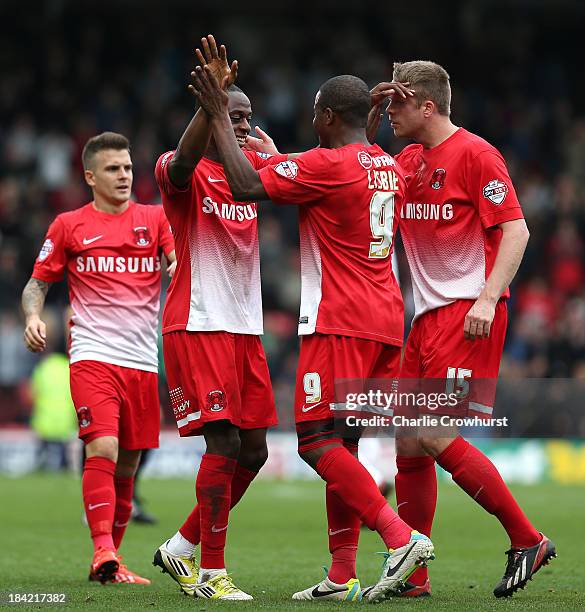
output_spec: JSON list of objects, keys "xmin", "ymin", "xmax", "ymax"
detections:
[
  {"xmin": 82, "ymin": 132, "xmax": 130, "ymax": 170},
  {"xmin": 316, "ymin": 75, "xmax": 371, "ymax": 128}
]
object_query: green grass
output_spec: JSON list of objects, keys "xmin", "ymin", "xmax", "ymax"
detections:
[{"xmin": 0, "ymin": 475, "xmax": 581, "ymax": 610}]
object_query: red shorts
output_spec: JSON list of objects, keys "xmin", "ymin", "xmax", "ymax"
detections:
[
  {"xmin": 163, "ymin": 331, "xmax": 278, "ymax": 436},
  {"xmin": 399, "ymin": 299, "xmax": 508, "ymax": 418},
  {"xmin": 69, "ymin": 360, "xmax": 160, "ymax": 449},
  {"xmin": 295, "ymin": 333, "xmax": 401, "ymax": 424}
]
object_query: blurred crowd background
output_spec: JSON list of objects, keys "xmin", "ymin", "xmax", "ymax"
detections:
[{"xmin": 1, "ymin": 0, "xmax": 584, "ymax": 436}]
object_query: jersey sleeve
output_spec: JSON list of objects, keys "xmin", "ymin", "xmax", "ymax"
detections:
[
  {"xmin": 31, "ymin": 216, "xmax": 68, "ymax": 283},
  {"xmin": 468, "ymin": 150, "xmax": 524, "ymax": 228},
  {"xmin": 156, "ymin": 205, "xmax": 175, "ymax": 256},
  {"xmin": 154, "ymin": 151, "xmax": 192, "ymax": 198},
  {"xmin": 258, "ymin": 148, "xmax": 331, "ymax": 205},
  {"xmin": 245, "ymin": 150, "xmax": 289, "ymax": 170}
]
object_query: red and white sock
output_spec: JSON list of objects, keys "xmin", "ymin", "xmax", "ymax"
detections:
[
  {"xmin": 83, "ymin": 456, "xmax": 117, "ymax": 552},
  {"xmin": 197, "ymin": 454, "xmax": 237, "ymax": 569},
  {"xmin": 170, "ymin": 463, "xmax": 257, "ymax": 557},
  {"xmin": 395, "ymin": 454, "xmax": 437, "ymax": 586},
  {"xmin": 316, "ymin": 446, "xmax": 411, "ymax": 551},
  {"xmin": 436, "ymin": 437, "xmax": 541, "ymax": 548},
  {"xmin": 112, "ymin": 475, "xmax": 134, "ymax": 551}
]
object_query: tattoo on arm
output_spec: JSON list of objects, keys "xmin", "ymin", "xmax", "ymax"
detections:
[{"xmin": 22, "ymin": 278, "xmax": 50, "ymax": 319}]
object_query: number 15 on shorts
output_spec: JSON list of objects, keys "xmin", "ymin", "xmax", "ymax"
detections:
[{"xmin": 446, "ymin": 367, "xmax": 472, "ymax": 398}]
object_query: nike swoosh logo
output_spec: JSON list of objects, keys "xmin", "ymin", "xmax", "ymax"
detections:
[
  {"xmin": 114, "ymin": 521, "xmax": 129, "ymax": 527},
  {"xmin": 311, "ymin": 585, "xmax": 349, "ymax": 598},
  {"xmin": 83, "ymin": 235, "xmax": 103, "ymax": 245},
  {"xmin": 211, "ymin": 525, "xmax": 228, "ymax": 533},
  {"xmin": 329, "ymin": 528, "xmax": 352, "ymax": 536},
  {"xmin": 88, "ymin": 502, "xmax": 110, "ymax": 510},
  {"xmin": 386, "ymin": 542, "xmax": 416, "ymax": 577},
  {"xmin": 301, "ymin": 405, "xmax": 316, "ymax": 412},
  {"xmin": 207, "ymin": 176, "xmax": 225, "ymax": 183}
]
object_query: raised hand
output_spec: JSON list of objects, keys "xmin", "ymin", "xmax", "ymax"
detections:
[
  {"xmin": 366, "ymin": 102, "xmax": 385, "ymax": 144},
  {"xmin": 370, "ymin": 81, "xmax": 415, "ymax": 107},
  {"xmin": 194, "ymin": 34, "xmax": 238, "ymax": 91},
  {"xmin": 243, "ymin": 126, "xmax": 280, "ymax": 155},
  {"xmin": 189, "ymin": 65, "xmax": 230, "ymax": 117}
]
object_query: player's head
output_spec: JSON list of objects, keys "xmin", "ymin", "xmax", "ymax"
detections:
[
  {"xmin": 82, "ymin": 132, "xmax": 132, "ymax": 206},
  {"xmin": 227, "ymin": 85, "xmax": 251, "ymax": 148},
  {"xmin": 386, "ymin": 61, "xmax": 451, "ymax": 138},
  {"xmin": 313, "ymin": 75, "xmax": 370, "ymax": 146}
]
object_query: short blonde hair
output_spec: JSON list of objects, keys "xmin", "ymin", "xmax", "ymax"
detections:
[{"xmin": 392, "ymin": 61, "xmax": 451, "ymax": 116}]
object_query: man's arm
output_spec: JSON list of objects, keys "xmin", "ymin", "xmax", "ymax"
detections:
[
  {"xmin": 168, "ymin": 36, "xmax": 238, "ymax": 188},
  {"xmin": 464, "ymin": 219, "xmax": 529, "ymax": 340},
  {"xmin": 244, "ymin": 126, "xmax": 303, "ymax": 160},
  {"xmin": 366, "ymin": 81, "xmax": 415, "ymax": 144},
  {"xmin": 191, "ymin": 65, "xmax": 267, "ymax": 201},
  {"xmin": 212, "ymin": 113, "xmax": 267, "ymax": 201},
  {"xmin": 22, "ymin": 277, "xmax": 51, "ymax": 352},
  {"xmin": 167, "ymin": 109, "xmax": 211, "ymax": 188}
]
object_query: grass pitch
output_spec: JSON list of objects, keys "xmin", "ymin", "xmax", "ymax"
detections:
[{"xmin": 0, "ymin": 475, "xmax": 581, "ymax": 610}]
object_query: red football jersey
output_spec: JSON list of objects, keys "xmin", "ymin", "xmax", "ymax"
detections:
[
  {"xmin": 395, "ymin": 128, "xmax": 524, "ymax": 319},
  {"xmin": 155, "ymin": 150, "xmax": 287, "ymax": 336},
  {"xmin": 32, "ymin": 202, "xmax": 174, "ymax": 372},
  {"xmin": 259, "ymin": 143, "xmax": 405, "ymax": 346}
]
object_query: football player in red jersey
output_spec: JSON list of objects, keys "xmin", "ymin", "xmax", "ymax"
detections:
[
  {"xmin": 368, "ymin": 61, "xmax": 556, "ymax": 598},
  {"xmin": 22, "ymin": 132, "xmax": 175, "ymax": 585},
  {"xmin": 189, "ymin": 63, "xmax": 435, "ymax": 603},
  {"xmin": 152, "ymin": 37, "xmax": 289, "ymax": 601}
]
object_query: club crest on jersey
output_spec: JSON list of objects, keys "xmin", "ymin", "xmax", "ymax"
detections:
[
  {"xmin": 133, "ymin": 226, "xmax": 151, "ymax": 247},
  {"xmin": 357, "ymin": 151, "xmax": 373, "ymax": 169},
  {"xmin": 274, "ymin": 161, "xmax": 298, "ymax": 179},
  {"xmin": 483, "ymin": 179, "xmax": 509, "ymax": 205},
  {"xmin": 430, "ymin": 168, "xmax": 446, "ymax": 190},
  {"xmin": 207, "ymin": 389, "xmax": 226, "ymax": 412},
  {"xmin": 76, "ymin": 406, "xmax": 92, "ymax": 428}
]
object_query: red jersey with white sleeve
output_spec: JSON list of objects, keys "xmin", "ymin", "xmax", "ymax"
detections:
[
  {"xmin": 155, "ymin": 150, "xmax": 286, "ymax": 336},
  {"xmin": 395, "ymin": 128, "xmax": 524, "ymax": 320},
  {"xmin": 32, "ymin": 202, "xmax": 174, "ymax": 372},
  {"xmin": 259, "ymin": 143, "xmax": 405, "ymax": 346}
]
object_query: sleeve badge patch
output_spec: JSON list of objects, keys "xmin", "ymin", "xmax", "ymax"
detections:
[
  {"xmin": 274, "ymin": 161, "xmax": 299, "ymax": 179},
  {"xmin": 38, "ymin": 239, "xmax": 54, "ymax": 262},
  {"xmin": 160, "ymin": 151, "xmax": 173, "ymax": 168},
  {"xmin": 483, "ymin": 179, "xmax": 508, "ymax": 205}
]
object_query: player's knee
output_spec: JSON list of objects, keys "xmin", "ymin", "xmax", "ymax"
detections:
[
  {"xmin": 238, "ymin": 444, "xmax": 268, "ymax": 472},
  {"xmin": 203, "ymin": 421, "xmax": 241, "ymax": 459},
  {"xmin": 396, "ymin": 436, "xmax": 425, "ymax": 457},
  {"xmin": 417, "ymin": 436, "xmax": 446, "ymax": 457},
  {"xmin": 343, "ymin": 438, "xmax": 360, "ymax": 458},
  {"xmin": 298, "ymin": 446, "xmax": 321, "ymax": 469},
  {"xmin": 85, "ymin": 436, "xmax": 118, "ymax": 463},
  {"xmin": 115, "ymin": 449, "xmax": 142, "ymax": 478},
  {"xmin": 297, "ymin": 419, "xmax": 340, "ymax": 469}
]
